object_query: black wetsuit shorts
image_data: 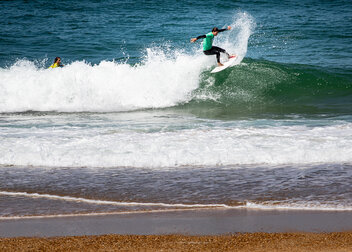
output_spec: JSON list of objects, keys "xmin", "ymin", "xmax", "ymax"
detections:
[{"xmin": 203, "ymin": 46, "xmax": 226, "ymax": 63}]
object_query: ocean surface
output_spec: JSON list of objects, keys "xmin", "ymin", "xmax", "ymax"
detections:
[{"xmin": 0, "ymin": 0, "xmax": 352, "ymax": 218}]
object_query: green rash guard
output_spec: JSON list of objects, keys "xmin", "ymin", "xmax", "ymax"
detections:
[
  {"xmin": 196, "ymin": 28, "xmax": 227, "ymax": 51},
  {"xmin": 203, "ymin": 32, "xmax": 214, "ymax": 51}
]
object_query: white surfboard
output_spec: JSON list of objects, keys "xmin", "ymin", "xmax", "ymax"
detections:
[{"xmin": 211, "ymin": 56, "xmax": 238, "ymax": 73}]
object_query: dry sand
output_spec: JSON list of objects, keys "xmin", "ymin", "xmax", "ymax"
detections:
[{"xmin": 1, "ymin": 232, "xmax": 352, "ymax": 252}]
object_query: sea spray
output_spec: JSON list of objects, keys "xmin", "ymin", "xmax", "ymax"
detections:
[{"xmin": 216, "ymin": 11, "xmax": 256, "ymax": 64}]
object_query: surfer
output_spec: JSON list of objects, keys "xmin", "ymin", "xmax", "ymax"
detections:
[
  {"xmin": 49, "ymin": 57, "xmax": 64, "ymax": 69},
  {"xmin": 191, "ymin": 26, "xmax": 235, "ymax": 66}
]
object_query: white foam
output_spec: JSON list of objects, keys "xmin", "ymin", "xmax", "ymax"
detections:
[
  {"xmin": 1, "ymin": 122, "xmax": 352, "ymax": 168},
  {"xmin": 0, "ymin": 209, "xmax": 216, "ymax": 220},
  {"xmin": 1, "ymin": 191, "xmax": 351, "ymax": 220},
  {"xmin": 0, "ymin": 191, "xmax": 229, "ymax": 208},
  {"xmin": 245, "ymin": 201, "xmax": 352, "ymax": 211},
  {"xmin": 0, "ymin": 54, "xmax": 203, "ymax": 113}
]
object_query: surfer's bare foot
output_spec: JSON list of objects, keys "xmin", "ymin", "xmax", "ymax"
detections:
[{"xmin": 217, "ymin": 63, "xmax": 224, "ymax": 67}]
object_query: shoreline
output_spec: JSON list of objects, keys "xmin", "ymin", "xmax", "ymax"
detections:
[{"xmin": 1, "ymin": 208, "xmax": 352, "ymax": 237}]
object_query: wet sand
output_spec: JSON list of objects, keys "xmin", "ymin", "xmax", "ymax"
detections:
[
  {"xmin": 1, "ymin": 232, "xmax": 352, "ymax": 251},
  {"xmin": 1, "ymin": 209, "xmax": 352, "ymax": 237},
  {"xmin": 1, "ymin": 209, "xmax": 352, "ymax": 251}
]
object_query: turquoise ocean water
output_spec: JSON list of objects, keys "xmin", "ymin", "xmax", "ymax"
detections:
[{"xmin": 0, "ymin": 0, "xmax": 352, "ymax": 217}]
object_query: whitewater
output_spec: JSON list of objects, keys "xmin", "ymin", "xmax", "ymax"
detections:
[{"xmin": 1, "ymin": 114, "xmax": 352, "ymax": 168}]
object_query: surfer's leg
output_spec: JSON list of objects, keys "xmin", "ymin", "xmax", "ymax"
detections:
[
  {"xmin": 212, "ymin": 46, "xmax": 231, "ymax": 59},
  {"xmin": 204, "ymin": 47, "xmax": 222, "ymax": 65},
  {"xmin": 204, "ymin": 47, "xmax": 231, "ymax": 66}
]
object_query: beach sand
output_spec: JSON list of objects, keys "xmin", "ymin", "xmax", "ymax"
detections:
[{"xmin": 1, "ymin": 232, "xmax": 352, "ymax": 251}]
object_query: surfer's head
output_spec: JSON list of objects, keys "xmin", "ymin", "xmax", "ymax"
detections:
[
  {"xmin": 54, "ymin": 57, "xmax": 61, "ymax": 64},
  {"xmin": 212, "ymin": 27, "xmax": 219, "ymax": 36}
]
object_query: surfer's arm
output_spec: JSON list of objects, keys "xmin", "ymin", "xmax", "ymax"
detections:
[
  {"xmin": 219, "ymin": 26, "xmax": 231, "ymax": 33},
  {"xmin": 196, "ymin": 35, "xmax": 206, "ymax": 40},
  {"xmin": 190, "ymin": 26, "xmax": 231, "ymax": 43},
  {"xmin": 190, "ymin": 35, "xmax": 206, "ymax": 43}
]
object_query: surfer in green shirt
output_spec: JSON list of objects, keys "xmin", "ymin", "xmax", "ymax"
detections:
[{"xmin": 191, "ymin": 26, "xmax": 235, "ymax": 66}]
